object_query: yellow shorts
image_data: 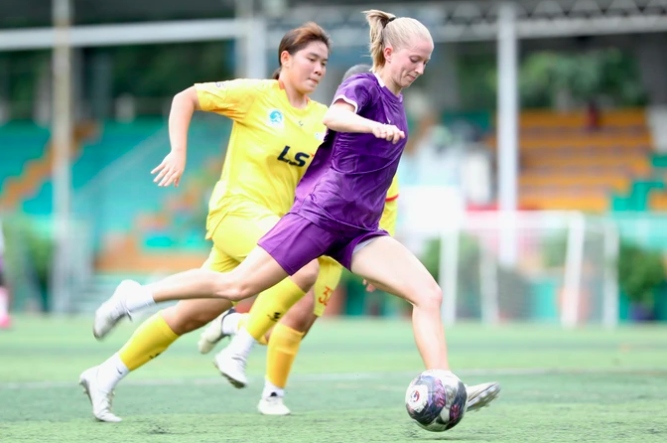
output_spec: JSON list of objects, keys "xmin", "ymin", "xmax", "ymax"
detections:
[
  {"xmin": 380, "ymin": 197, "xmax": 398, "ymax": 237},
  {"xmin": 202, "ymin": 211, "xmax": 343, "ymax": 317},
  {"xmin": 202, "ymin": 212, "xmax": 280, "ymax": 273}
]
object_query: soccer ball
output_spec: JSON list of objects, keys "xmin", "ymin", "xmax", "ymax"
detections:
[{"xmin": 405, "ymin": 369, "xmax": 467, "ymax": 432}]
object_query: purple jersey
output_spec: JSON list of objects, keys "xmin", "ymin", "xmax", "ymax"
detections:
[{"xmin": 293, "ymin": 72, "xmax": 408, "ymax": 232}]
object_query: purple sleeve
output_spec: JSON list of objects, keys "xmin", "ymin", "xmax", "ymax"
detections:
[{"xmin": 332, "ymin": 75, "xmax": 376, "ymax": 114}]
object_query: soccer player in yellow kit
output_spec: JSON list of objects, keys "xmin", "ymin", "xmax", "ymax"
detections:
[{"xmin": 79, "ymin": 22, "xmax": 334, "ymax": 422}]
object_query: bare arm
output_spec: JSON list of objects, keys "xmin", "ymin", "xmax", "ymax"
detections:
[
  {"xmin": 322, "ymin": 100, "xmax": 405, "ymax": 144},
  {"xmin": 322, "ymin": 100, "xmax": 376, "ymax": 133},
  {"xmin": 152, "ymin": 86, "xmax": 202, "ymax": 187},
  {"xmin": 168, "ymin": 86, "xmax": 202, "ymax": 155}
]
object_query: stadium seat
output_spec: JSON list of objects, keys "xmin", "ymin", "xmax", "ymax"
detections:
[{"xmin": 487, "ymin": 109, "xmax": 653, "ymax": 212}]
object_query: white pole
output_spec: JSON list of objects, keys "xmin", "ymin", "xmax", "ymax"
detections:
[
  {"xmin": 602, "ymin": 220, "xmax": 620, "ymax": 329},
  {"xmin": 497, "ymin": 2, "xmax": 519, "ymax": 267},
  {"xmin": 0, "ymin": 19, "xmax": 249, "ymax": 51},
  {"xmin": 246, "ymin": 16, "xmax": 268, "ymax": 79},
  {"xmin": 51, "ymin": 0, "xmax": 73, "ymax": 313},
  {"xmin": 440, "ymin": 226, "xmax": 459, "ymax": 326},
  {"xmin": 235, "ymin": 0, "xmax": 254, "ymax": 77},
  {"xmin": 562, "ymin": 213, "xmax": 585, "ymax": 328},
  {"xmin": 480, "ymin": 241, "xmax": 500, "ymax": 325}
]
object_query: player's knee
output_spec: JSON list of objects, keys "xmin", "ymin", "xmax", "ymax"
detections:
[
  {"xmin": 297, "ymin": 293, "xmax": 315, "ymax": 314},
  {"xmin": 215, "ymin": 275, "xmax": 255, "ymax": 302},
  {"xmin": 291, "ymin": 259, "xmax": 320, "ymax": 290},
  {"xmin": 283, "ymin": 295, "xmax": 315, "ymax": 331},
  {"xmin": 165, "ymin": 309, "xmax": 216, "ymax": 334},
  {"xmin": 228, "ymin": 278, "xmax": 258, "ymax": 302},
  {"xmin": 283, "ymin": 313, "xmax": 315, "ymax": 333},
  {"xmin": 176, "ymin": 315, "xmax": 212, "ymax": 333},
  {"xmin": 221, "ymin": 286, "xmax": 253, "ymax": 303},
  {"xmin": 413, "ymin": 282, "xmax": 443, "ymax": 310}
]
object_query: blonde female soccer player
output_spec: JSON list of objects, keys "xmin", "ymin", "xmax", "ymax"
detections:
[
  {"xmin": 79, "ymin": 22, "xmax": 334, "ymax": 422},
  {"xmin": 196, "ymin": 64, "xmax": 401, "ymax": 415},
  {"xmin": 92, "ymin": 9, "xmax": 500, "ymax": 419},
  {"xmin": 200, "ymin": 65, "xmax": 498, "ymax": 417}
]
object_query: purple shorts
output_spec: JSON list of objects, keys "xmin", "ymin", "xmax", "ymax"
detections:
[{"xmin": 257, "ymin": 212, "xmax": 388, "ymax": 275}]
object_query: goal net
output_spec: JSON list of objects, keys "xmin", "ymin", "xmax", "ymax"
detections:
[{"xmin": 403, "ymin": 210, "xmax": 619, "ymax": 328}]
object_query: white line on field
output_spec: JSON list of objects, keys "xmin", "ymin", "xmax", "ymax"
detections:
[{"xmin": 1, "ymin": 367, "xmax": 665, "ymax": 390}]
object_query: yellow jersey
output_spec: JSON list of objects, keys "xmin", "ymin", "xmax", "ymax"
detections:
[
  {"xmin": 386, "ymin": 175, "xmax": 399, "ymax": 202},
  {"xmin": 195, "ymin": 79, "xmax": 328, "ymax": 238}
]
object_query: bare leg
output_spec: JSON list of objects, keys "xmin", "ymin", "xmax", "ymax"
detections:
[
  {"xmin": 146, "ymin": 247, "xmax": 289, "ymax": 303},
  {"xmin": 197, "ymin": 262, "xmax": 318, "ymax": 354},
  {"xmin": 267, "ymin": 289, "xmax": 318, "ymax": 340},
  {"xmin": 210, "ymin": 257, "xmax": 320, "ymax": 389},
  {"xmin": 258, "ymin": 291, "xmax": 319, "ymax": 415},
  {"xmin": 93, "ymin": 247, "xmax": 290, "ymax": 340},
  {"xmin": 80, "ymin": 297, "xmax": 235, "ymax": 422},
  {"xmin": 162, "ymin": 298, "xmax": 234, "ymax": 335},
  {"xmin": 350, "ymin": 236, "xmax": 448, "ymax": 370}
]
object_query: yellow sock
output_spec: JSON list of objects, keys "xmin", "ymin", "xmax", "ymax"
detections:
[
  {"xmin": 266, "ymin": 323, "xmax": 304, "ymax": 388},
  {"xmin": 118, "ymin": 312, "xmax": 179, "ymax": 371},
  {"xmin": 245, "ymin": 278, "xmax": 305, "ymax": 342},
  {"xmin": 237, "ymin": 313, "xmax": 268, "ymax": 345}
]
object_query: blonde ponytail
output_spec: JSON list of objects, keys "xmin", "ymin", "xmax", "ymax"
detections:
[
  {"xmin": 363, "ymin": 9, "xmax": 433, "ymax": 72},
  {"xmin": 364, "ymin": 10, "xmax": 396, "ymax": 71}
]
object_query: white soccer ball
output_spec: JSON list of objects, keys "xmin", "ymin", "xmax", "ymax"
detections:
[{"xmin": 405, "ymin": 369, "xmax": 467, "ymax": 432}]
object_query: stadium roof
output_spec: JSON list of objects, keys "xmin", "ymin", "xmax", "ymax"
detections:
[
  {"xmin": 0, "ymin": 0, "xmax": 433, "ymax": 28},
  {"xmin": 5, "ymin": 0, "xmax": 636, "ymax": 27},
  {"xmin": 269, "ymin": 0, "xmax": 667, "ymax": 44},
  {"xmin": 2, "ymin": 0, "xmax": 667, "ymax": 46},
  {"xmin": 3, "ymin": 1, "xmax": 667, "ymax": 28}
]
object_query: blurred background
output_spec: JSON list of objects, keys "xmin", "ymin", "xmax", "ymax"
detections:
[{"xmin": 2, "ymin": 0, "xmax": 667, "ymax": 328}]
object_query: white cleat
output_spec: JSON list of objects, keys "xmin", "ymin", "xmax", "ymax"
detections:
[
  {"xmin": 213, "ymin": 347, "xmax": 248, "ymax": 388},
  {"xmin": 466, "ymin": 382, "xmax": 501, "ymax": 412},
  {"xmin": 198, "ymin": 308, "xmax": 236, "ymax": 354},
  {"xmin": 258, "ymin": 393, "xmax": 291, "ymax": 416},
  {"xmin": 79, "ymin": 367, "xmax": 122, "ymax": 423},
  {"xmin": 93, "ymin": 280, "xmax": 137, "ymax": 340}
]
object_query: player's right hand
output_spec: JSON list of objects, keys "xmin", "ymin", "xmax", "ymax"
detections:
[
  {"xmin": 372, "ymin": 123, "xmax": 405, "ymax": 144},
  {"xmin": 152, "ymin": 150, "xmax": 186, "ymax": 187}
]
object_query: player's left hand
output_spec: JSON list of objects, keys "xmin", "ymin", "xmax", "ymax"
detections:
[{"xmin": 152, "ymin": 150, "xmax": 186, "ymax": 187}]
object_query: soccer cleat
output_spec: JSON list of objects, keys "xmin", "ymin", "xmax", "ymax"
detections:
[
  {"xmin": 465, "ymin": 382, "xmax": 501, "ymax": 412},
  {"xmin": 198, "ymin": 308, "xmax": 237, "ymax": 354},
  {"xmin": 258, "ymin": 393, "xmax": 291, "ymax": 416},
  {"xmin": 213, "ymin": 347, "xmax": 248, "ymax": 388},
  {"xmin": 93, "ymin": 280, "xmax": 137, "ymax": 340},
  {"xmin": 79, "ymin": 367, "xmax": 122, "ymax": 423}
]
